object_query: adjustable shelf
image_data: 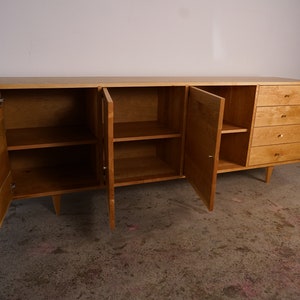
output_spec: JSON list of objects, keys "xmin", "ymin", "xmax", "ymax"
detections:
[
  {"xmin": 114, "ymin": 156, "xmax": 179, "ymax": 186},
  {"xmin": 113, "ymin": 121, "xmax": 181, "ymax": 142},
  {"xmin": 217, "ymin": 159, "xmax": 244, "ymax": 173},
  {"xmin": 6, "ymin": 126, "xmax": 97, "ymax": 150},
  {"xmin": 222, "ymin": 122, "xmax": 248, "ymax": 134}
]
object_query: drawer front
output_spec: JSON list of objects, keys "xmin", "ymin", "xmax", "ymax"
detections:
[
  {"xmin": 254, "ymin": 106, "xmax": 300, "ymax": 126},
  {"xmin": 249, "ymin": 143, "xmax": 300, "ymax": 165},
  {"xmin": 251, "ymin": 125, "xmax": 300, "ymax": 146},
  {"xmin": 257, "ymin": 85, "xmax": 300, "ymax": 106}
]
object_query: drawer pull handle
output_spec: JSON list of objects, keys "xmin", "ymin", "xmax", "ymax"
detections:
[
  {"xmin": 274, "ymin": 153, "xmax": 280, "ymax": 157},
  {"xmin": 277, "ymin": 134, "xmax": 283, "ymax": 138},
  {"xmin": 281, "ymin": 114, "xmax": 287, "ymax": 118},
  {"xmin": 284, "ymin": 94, "xmax": 290, "ymax": 98}
]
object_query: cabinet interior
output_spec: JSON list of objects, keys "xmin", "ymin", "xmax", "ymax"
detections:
[
  {"xmin": 106, "ymin": 86, "xmax": 186, "ymax": 185},
  {"xmin": 114, "ymin": 139, "xmax": 182, "ymax": 186},
  {"xmin": 3, "ymin": 88, "xmax": 101, "ymax": 197},
  {"xmin": 198, "ymin": 86, "xmax": 256, "ymax": 171},
  {"xmin": 3, "ymin": 88, "xmax": 99, "ymax": 138}
]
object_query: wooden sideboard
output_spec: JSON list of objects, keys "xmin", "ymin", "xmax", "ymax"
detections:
[{"xmin": 1, "ymin": 77, "xmax": 299, "ymax": 229}]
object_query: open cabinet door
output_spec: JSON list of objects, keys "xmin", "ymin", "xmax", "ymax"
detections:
[
  {"xmin": 0, "ymin": 99, "xmax": 13, "ymax": 227},
  {"xmin": 102, "ymin": 88, "xmax": 115, "ymax": 229},
  {"xmin": 185, "ymin": 87, "xmax": 225, "ymax": 211}
]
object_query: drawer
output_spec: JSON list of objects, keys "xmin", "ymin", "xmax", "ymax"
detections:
[
  {"xmin": 254, "ymin": 106, "xmax": 300, "ymax": 126},
  {"xmin": 257, "ymin": 85, "xmax": 300, "ymax": 106},
  {"xmin": 249, "ymin": 143, "xmax": 300, "ymax": 165},
  {"xmin": 251, "ymin": 125, "xmax": 300, "ymax": 146}
]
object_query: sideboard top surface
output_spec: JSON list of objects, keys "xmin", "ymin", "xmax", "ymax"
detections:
[{"xmin": 0, "ymin": 76, "xmax": 299, "ymax": 89}]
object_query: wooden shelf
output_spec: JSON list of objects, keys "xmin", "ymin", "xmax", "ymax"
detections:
[
  {"xmin": 221, "ymin": 122, "xmax": 248, "ymax": 134},
  {"xmin": 217, "ymin": 159, "xmax": 244, "ymax": 173},
  {"xmin": 6, "ymin": 126, "xmax": 98, "ymax": 150},
  {"xmin": 113, "ymin": 121, "xmax": 181, "ymax": 142},
  {"xmin": 114, "ymin": 156, "xmax": 179, "ymax": 186},
  {"xmin": 12, "ymin": 165, "xmax": 100, "ymax": 199}
]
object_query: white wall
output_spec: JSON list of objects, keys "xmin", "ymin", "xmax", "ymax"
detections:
[{"xmin": 0, "ymin": 0, "xmax": 300, "ymax": 78}]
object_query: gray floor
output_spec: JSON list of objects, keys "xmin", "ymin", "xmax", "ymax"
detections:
[{"xmin": 0, "ymin": 164, "xmax": 299, "ymax": 300}]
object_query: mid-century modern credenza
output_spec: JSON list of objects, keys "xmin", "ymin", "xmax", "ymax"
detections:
[{"xmin": 1, "ymin": 77, "xmax": 299, "ymax": 229}]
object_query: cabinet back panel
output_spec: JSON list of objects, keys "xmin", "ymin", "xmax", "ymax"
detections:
[
  {"xmin": 228, "ymin": 86, "xmax": 256, "ymax": 128},
  {"xmin": 157, "ymin": 86, "xmax": 186, "ymax": 131},
  {"xmin": 85, "ymin": 89, "xmax": 100, "ymax": 136},
  {"xmin": 220, "ymin": 133, "xmax": 249, "ymax": 166},
  {"xmin": 156, "ymin": 138, "xmax": 182, "ymax": 174},
  {"xmin": 108, "ymin": 87, "xmax": 158, "ymax": 123},
  {"xmin": 3, "ymin": 89, "xmax": 90, "ymax": 129},
  {"xmin": 113, "ymin": 139, "xmax": 181, "ymax": 184},
  {"xmin": 114, "ymin": 141, "xmax": 157, "ymax": 160}
]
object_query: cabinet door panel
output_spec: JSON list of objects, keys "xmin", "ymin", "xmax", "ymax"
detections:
[
  {"xmin": 0, "ymin": 105, "xmax": 13, "ymax": 227},
  {"xmin": 185, "ymin": 87, "xmax": 224, "ymax": 210},
  {"xmin": 102, "ymin": 88, "xmax": 115, "ymax": 229}
]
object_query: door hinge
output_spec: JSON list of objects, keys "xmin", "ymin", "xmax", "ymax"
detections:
[
  {"xmin": 10, "ymin": 183, "xmax": 16, "ymax": 193},
  {"xmin": 102, "ymin": 166, "xmax": 107, "ymax": 185},
  {"xmin": 103, "ymin": 166, "xmax": 107, "ymax": 176}
]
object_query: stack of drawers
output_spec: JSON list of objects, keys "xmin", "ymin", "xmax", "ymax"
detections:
[{"xmin": 249, "ymin": 85, "xmax": 300, "ymax": 166}]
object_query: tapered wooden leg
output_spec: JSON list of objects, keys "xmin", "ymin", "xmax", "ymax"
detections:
[
  {"xmin": 52, "ymin": 195, "xmax": 61, "ymax": 216},
  {"xmin": 265, "ymin": 166, "xmax": 274, "ymax": 183}
]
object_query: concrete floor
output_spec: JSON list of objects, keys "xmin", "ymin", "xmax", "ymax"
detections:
[{"xmin": 0, "ymin": 163, "xmax": 299, "ymax": 300}]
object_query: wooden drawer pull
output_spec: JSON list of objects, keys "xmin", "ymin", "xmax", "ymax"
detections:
[
  {"xmin": 281, "ymin": 114, "xmax": 287, "ymax": 118},
  {"xmin": 277, "ymin": 134, "xmax": 284, "ymax": 138},
  {"xmin": 274, "ymin": 153, "xmax": 280, "ymax": 157},
  {"xmin": 284, "ymin": 94, "xmax": 290, "ymax": 98}
]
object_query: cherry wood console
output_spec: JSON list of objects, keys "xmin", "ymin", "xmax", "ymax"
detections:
[{"xmin": 1, "ymin": 77, "xmax": 299, "ymax": 229}]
